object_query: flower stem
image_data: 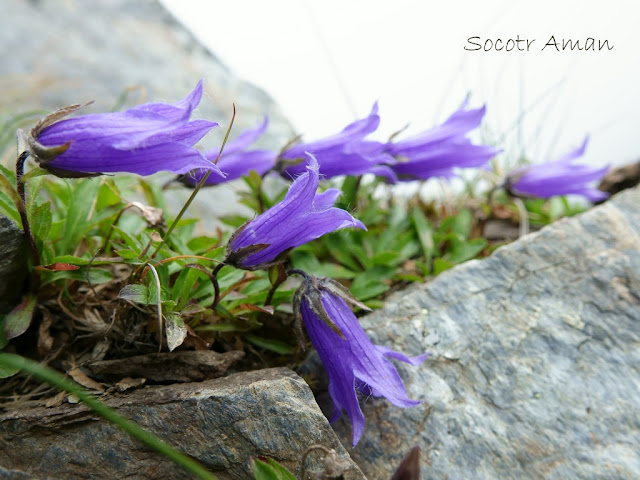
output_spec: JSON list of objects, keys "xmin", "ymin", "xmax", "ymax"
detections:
[
  {"xmin": 210, "ymin": 262, "xmax": 224, "ymax": 309},
  {"xmin": 263, "ymin": 263, "xmax": 287, "ymax": 306},
  {"xmin": 14, "ymin": 151, "xmax": 41, "ymax": 269}
]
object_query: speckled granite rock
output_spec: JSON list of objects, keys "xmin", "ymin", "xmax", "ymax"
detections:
[
  {"xmin": 0, "ymin": 368, "xmax": 366, "ymax": 480},
  {"xmin": 310, "ymin": 186, "xmax": 640, "ymax": 479}
]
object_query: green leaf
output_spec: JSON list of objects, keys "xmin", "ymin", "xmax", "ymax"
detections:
[
  {"xmin": 245, "ymin": 335, "xmax": 294, "ymax": 355},
  {"xmin": 118, "ymin": 284, "xmax": 150, "ymax": 304},
  {"xmin": 172, "ymin": 267, "xmax": 207, "ymax": 309},
  {"xmin": 58, "ymin": 178, "xmax": 102, "ymax": 254},
  {"xmin": 324, "ymin": 235, "xmax": 361, "ymax": 271},
  {"xmin": 336, "ymin": 175, "xmax": 361, "ymax": 211},
  {"xmin": 3, "ymin": 294, "xmax": 37, "ymax": 340},
  {"xmin": 187, "ymin": 236, "xmax": 222, "ymax": 254},
  {"xmin": 31, "ymin": 201, "xmax": 52, "ymax": 242},
  {"xmin": 371, "ymin": 250, "xmax": 400, "ymax": 266},
  {"xmin": 0, "ymin": 194, "xmax": 20, "ymax": 224},
  {"xmin": 410, "ymin": 207, "xmax": 434, "ymax": 265},
  {"xmin": 291, "ymin": 250, "xmax": 357, "ymax": 279},
  {"xmin": 433, "ymin": 258, "xmax": 454, "ymax": 275},
  {"xmin": 251, "ymin": 458, "xmax": 296, "ymax": 480},
  {"xmin": 452, "ymin": 209, "xmax": 473, "ymax": 238},
  {"xmin": 52, "ymin": 254, "xmax": 118, "ymax": 266},
  {"xmin": 40, "ymin": 268, "xmax": 113, "ymax": 286},
  {"xmin": 349, "ymin": 266, "xmax": 394, "ymax": 301},
  {"xmin": 115, "ymin": 248, "xmax": 139, "ymax": 260},
  {"xmin": 244, "ymin": 169, "xmax": 262, "ymax": 193},
  {"xmin": 443, "ymin": 238, "xmax": 488, "ymax": 264},
  {"xmin": 111, "ymin": 225, "xmax": 144, "ymax": 252}
]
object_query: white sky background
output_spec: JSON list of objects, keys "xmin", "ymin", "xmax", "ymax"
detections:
[{"xmin": 161, "ymin": 0, "xmax": 639, "ymax": 170}]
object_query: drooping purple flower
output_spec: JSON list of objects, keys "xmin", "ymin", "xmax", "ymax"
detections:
[
  {"xmin": 182, "ymin": 117, "xmax": 277, "ymax": 186},
  {"xmin": 293, "ymin": 274, "xmax": 427, "ymax": 446},
  {"xmin": 26, "ymin": 80, "xmax": 221, "ymax": 178},
  {"xmin": 504, "ymin": 136, "xmax": 609, "ymax": 202},
  {"xmin": 386, "ymin": 96, "xmax": 500, "ymax": 181},
  {"xmin": 225, "ymin": 154, "xmax": 365, "ymax": 269},
  {"xmin": 279, "ymin": 103, "xmax": 396, "ymax": 181}
]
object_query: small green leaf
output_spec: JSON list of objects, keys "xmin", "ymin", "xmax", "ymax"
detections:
[
  {"xmin": 4, "ymin": 294, "xmax": 37, "ymax": 340},
  {"xmin": 291, "ymin": 251, "xmax": 357, "ymax": 279},
  {"xmin": 52, "ymin": 255, "xmax": 118, "ymax": 266},
  {"xmin": 172, "ymin": 268, "xmax": 202, "ymax": 308},
  {"xmin": 433, "ymin": 258, "xmax": 454, "ymax": 275},
  {"xmin": 115, "ymin": 248, "xmax": 139, "ymax": 260},
  {"xmin": 371, "ymin": 250, "xmax": 400, "ymax": 266},
  {"xmin": 452, "ymin": 209, "xmax": 473, "ymax": 239},
  {"xmin": 187, "ymin": 236, "xmax": 221, "ymax": 254},
  {"xmin": 443, "ymin": 238, "xmax": 488, "ymax": 264},
  {"xmin": 349, "ymin": 266, "xmax": 394, "ymax": 301},
  {"xmin": 31, "ymin": 201, "xmax": 52, "ymax": 242},
  {"xmin": 0, "ymin": 195, "xmax": 20, "ymax": 225},
  {"xmin": 410, "ymin": 207, "xmax": 434, "ymax": 265},
  {"xmin": 244, "ymin": 169, "xmax": 263, "ymax": 193},
  {"xmin": 59, "ymin": 179, "xmax": 101, "ymax": 254},
  {"xmin": 251, "ymin": 457, "xmax": 296, "ymax": 480},
  {"xmin": 118, "ymin": 284, "xmax": 150, "ymax": 304},
  {"xmin": 336, "ymin": 175, "xmax": 361, "ymax": 211},
  {"xmin": 111, "ymin": 226, "xmax": 144, "ymax": 251}
]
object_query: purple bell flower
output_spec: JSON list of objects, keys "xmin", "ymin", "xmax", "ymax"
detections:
[
  {"xmin": 26, "ymin": 80, "xmax": 221, "ymax": 178},
  {"xmin": 386, "ymin": 96, "xmax": 500, "ymax": 181},
  {"xmin": 504, "ymin": 136, "xmax": 609, "ymax": 202},
  {"xmin": 293, "ymin": 274, "xmax": 427, "ymax": 446},
  {"xmin": 182, "ymin": 117, "xmax": 277, "ymax": 186},
  {"xmin": 226, "ymin": 154, "xmax": 365, "ymax": 270},
  {"xmin": 279, "ymin": 103, "xmax": 396, "ymax": 181}
]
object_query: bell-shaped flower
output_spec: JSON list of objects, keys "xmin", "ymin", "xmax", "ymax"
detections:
[
  {"xmin": 504, "ymin": 136, "xmax": 609, "ymax": 202},
  {"xmin": 293, "ymin": 274, "xmax": 427, "ymax": 446},
  {"xmin": 279, "ymin": 103, "xmax": 396, "ymax": 181},
  {"xmin": 25, "ymin": 80, "xmax": 221, "ymax": 178},
  {"xmin": 181, "ymin": 117, "xmax": 277, "ymax": 186},
  {"xmin": 225, "ymin": 154, "xmax": 365, "ymax": 270},
  {"xmin": 386, "ymin": 96, "xmax": 501, "ymax": 181}
]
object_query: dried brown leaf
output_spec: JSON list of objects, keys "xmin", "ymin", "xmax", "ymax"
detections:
[
  {"xmin": 113, "ymin": 377, "xmax": 147, "ymax": 392},
  {"xmin": 67, "ymin": 367, "xmax": 105, "ymax": 393}
]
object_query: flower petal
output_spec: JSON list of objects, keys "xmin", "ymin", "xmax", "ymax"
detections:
[
  {"xmin": 33, "ymin": 81, "xmax": 217, "ymax": 177},
  {"xmin": 299, "ymin": 285, "xmax": 425, "ymax": 446}
]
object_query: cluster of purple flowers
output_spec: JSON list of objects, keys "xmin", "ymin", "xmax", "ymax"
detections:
[
  {"xmin": 22, "ymin": 79, "xmax": 610, "ymax": 445},
  {"xmin": 30, "ymin": 80, "xmax": 608, "ymax": 202}
]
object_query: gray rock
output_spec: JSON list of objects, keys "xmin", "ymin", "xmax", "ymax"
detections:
[
  {"xmin": 0, "ymin": 215, "xmax": 28, "ymax": 314},
  {"xmin": 317, "ymin": 186, "xmax": 640, "ymax": 479},
  {"xmin": 0, "ymin": 368, "xmax": 366, "ymax": 480},
  {"xmin": 0, "ymin": 0, "xmax": 296, "ymax": 233}
]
